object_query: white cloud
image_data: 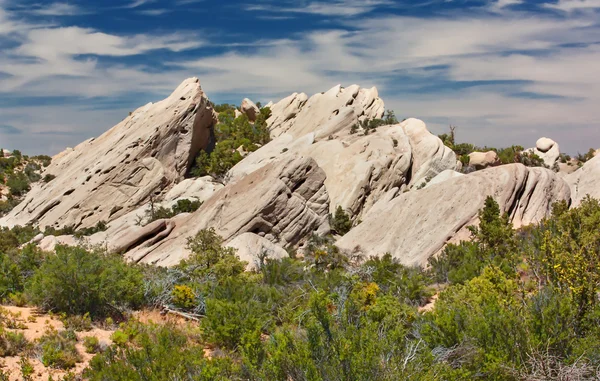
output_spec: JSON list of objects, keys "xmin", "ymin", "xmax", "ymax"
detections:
[
  {"xmin": 545, "ymin": 0, "xmax": 600, "ymax": 12},
  {"xmin": 246, "ymin": 0, "xmax": 394, "ymax": 17},
  {"xmin": 28, "ymin": 2, "xmax": 88, "ymax": 16}
]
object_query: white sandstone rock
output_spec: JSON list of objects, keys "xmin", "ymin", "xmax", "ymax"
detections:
[
  {"xmin": 468, "ymin": 151, "xmax": 500, "ymax": 170},
  {"xmin": 241, "ymin": 98, "xmax": 259, "ymax": 121},
  {"xmin": 0, "ymin": 78, "xmax": 217, "ymax": 230},
  {"xmin": 226, "ymin": 232, "xmax": 288, "ymax": 270},
  {"xmin": 337, "ymin": 164, "xmax": 570, "ymax": 267}
]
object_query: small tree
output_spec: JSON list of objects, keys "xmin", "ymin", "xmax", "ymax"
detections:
[{"xmin": 330, "ymin": 206, "xmax": 352, "ymax": 235}]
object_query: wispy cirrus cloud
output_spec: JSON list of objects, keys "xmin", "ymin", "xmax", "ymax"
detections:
[
  {"xmin": 545, "ymin": 0, "xmax": 600, "ymax": 12},
  {"xmin": 246, "ymin": 0, "xmax": 394, "ymax": 17},
  {"xmin": 27, "ymin": 2, "xmax": 89, "ymax": 16}
]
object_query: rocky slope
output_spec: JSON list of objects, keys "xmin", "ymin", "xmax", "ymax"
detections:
[
  {"xmin": 2, "ymin": 78, "xmax": 596, "ymax": 270},
  {"xmin": 0, "ymin": 78, "xmax": 216, "ymax": 230},
  {"xmin": 337, "ymin": 164, "xmax": 571, "ymax": 266}
]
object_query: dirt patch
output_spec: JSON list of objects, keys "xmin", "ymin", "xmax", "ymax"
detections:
[{"xmin": 0, "ymin": 306, "xmax": 114, "ymax": 380}]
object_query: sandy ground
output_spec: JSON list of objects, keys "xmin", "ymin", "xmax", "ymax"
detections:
[
  {"xmin": 0, "ymin": 306, "xmax": 114, "ymax": 381},
  {"xmin": 0, "ymin": 306, "xmax": 201, "ymax": 380}
]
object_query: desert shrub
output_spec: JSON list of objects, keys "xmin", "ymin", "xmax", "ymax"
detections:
[
  {"xmin": 329, "ymin": 206, "xmax": 352, "ymax": 235},
  {"xmin": 43, "ymin": 174, "xmax": 56, "ymax": 183},
  {"xmin": 38, "ymin": 328, "xmax": 81, "ymax": 369},
  {"xmin": 143, "ymin": 199, "xmax": 202, "ymax": 225},
  {"xmin": 0, "ymin": 328, "xmax": 30, "ymax": 356},
  {"xmin": 171, "ymin": 285, "xmax": 196, "ymax": 310},
  {"xmin": 83, "ymin": 336, "xmax": 101, "ymax": 354},
  {"xmin": 6, "ymin": 172, "xmax": 30, "ymax": 196},
  {"xmin": 428, "ymin": 196, "xmax": 517, "ymax": 284},
  {"xmin": 60, "ymin": 313, "xmax": 92, "ymax": 332},
  {"xmin": 85, "ymin": 322, "xmax": 239, "ymax": 380},
  {"xmin": 0, "ymin": 244, "xmax": 45, "ymax": 301},
  {"xmin": 576, "ymin": 148, "xmax": 596, "ymax": 163},
  {"xmin": 26, "ymin": 245, "xmax": 144, "ymax": 318}
]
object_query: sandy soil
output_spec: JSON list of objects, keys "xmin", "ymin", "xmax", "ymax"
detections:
[{"xmin": 0, "ymin": 306, "xmax": 114, "ymax": 381}]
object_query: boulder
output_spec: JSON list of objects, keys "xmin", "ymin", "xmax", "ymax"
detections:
[
  {"xmin": 526, "ymin": 137, "xmax": 560, "ymax": 168},
  {"xmin": 468, "ymin": 151, "xmax": 500, "ymax": 170},
  {"xmin": 337, "ymin": 164, "xmax": 570, "ymax": 267},
  {"xmin": 0, "ymin": 78, "xmax": 217, "ymax": 230},
  {"xmin": 565, "ymin": 154, "xmax": 600, "ymax": 207},
  {"xmin": 241, "ymin": 98, "xmax": 259, "ymax": 121},
  {"xmin": 38, "ymin": 235, "xmax": 80, "ymax": 252},
  {"xmin": 121, "ymin": 156, "xmax": 330, "ymax": 266},
  {"xmin": 226, "ymin": 232, "xmax": 288, "ymax": 270}
]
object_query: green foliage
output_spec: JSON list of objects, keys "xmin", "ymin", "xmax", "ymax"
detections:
[
  {"xmin": 43, "ymin": 174, "xmax": 56, "ymax": 183},
  {"xmin": 6, "ymin": 172, "xmax": 30, "ymax": 196},
  {"xmin": 191, "ymin": 107, "xmax": 272, "ymax": 178},
  {"xmin": 142, "ymin": 198, "xmax": 202, "ymax": 225},
  {"xmin": 171, "ymin": 285, "xmax": 196, "ymax": 310},
  {"xmin": 38, "ymin": 328, "xmax": 81, "ymax": 369},
  {"xmin": 576, "ymin": 148, "xmax": 596, "ymax": 163},
  {"xmin": 429, "ymin": 196, "xmax": 517, "ymax": 284},
  {"xmin": 26, "ymin": 245, "xmax": 144, "ymax": 318},
  {"xmin": 85, "ymin": 322, "xmax": 239, "ymax": 380},
  {"xmin": 0, "ymin": 328, "xmax": 30, "ymax": 356},
  {"xmin": 83, "ymin": 336, "xmax": 101, "ymax": 354},
  {"xmin": 329, "ymin": 206, "xmax": 352, "ymax": 235},
  {"xmin": 60, "ymin": 313, "xmax": 92, "ymax": 332}
]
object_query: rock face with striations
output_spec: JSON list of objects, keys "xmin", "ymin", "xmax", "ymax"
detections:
[
  {"xmin": 336, "ymin": 164, "xmax": 570, "ymax": 267},
  {"xmin": 120, "ymin": 156, "xmax": 330, "ymax": 266},
  {"xmin": 229, "ymin": 117, "xmax": 458, "ymax": 219},
  {"xmin": 0, "ymin": 78, "xmax": 217, "ymax": 230},
  {"xmin": 267, "ymin": 84, "xmax": 385, "ymax": 139}
]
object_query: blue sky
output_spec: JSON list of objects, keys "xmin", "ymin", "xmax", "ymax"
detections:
[{"xmin": 0, "ymin": 0, "xmax": 599, "ymax": 155}]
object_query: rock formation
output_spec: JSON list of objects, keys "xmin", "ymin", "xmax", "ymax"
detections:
[
  {"xmin": 229, "ymin": 118, "xmax": 458, "ymax": 219},
  {"xmin": 226, "ymin": 233, "xmax": 288, "ymax": 270},
  {"xmin": 121, "ymin": 156, "xmax": 330, "ymax": 266},
  {"xmin": 468, "ymin": 151, "xmax": 500, "ymax": 170},
  {"xmin": 267, "ymin": 84, "xmax": 385, "ymax": 139},
  {"xmin": 526, "ymin": 137, "xmax": 560, "ymax": 168},
  {"xmin": 565, "ymin": 153, "xmax": 600, "ymax": 207},
  {"xmin": 336, "ymin": 164, "xmax": 570, "ymax": 267},
  {"xmin": 0, "ymin": 78, "xmax": 217, "ymax": 230},
  {"xmin": 241, "ymin": 98, "xmax": 259, "ymax": 121}
]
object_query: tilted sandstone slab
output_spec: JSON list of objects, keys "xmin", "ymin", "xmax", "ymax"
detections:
[
  {"xmin": 119, "ymin": 156, "xmax": 330, "ymax": 266},
  {"xmin": 336, "ymin": 164, "xmax": 570, "ymax": 267},
  {"xmin": 0, "ymin": 78, "xmax": 216, "ymax": 230},
  {"xmin": 565, "ymin": 153, "xmax": 600, "ymax": 207},
  {"xmin": 229, "ymin": 118, "xmax": 457, "ymax": 219},
  {"xmin": 267, "ymin": 84, "xmax": 385, "ymax": 139}
]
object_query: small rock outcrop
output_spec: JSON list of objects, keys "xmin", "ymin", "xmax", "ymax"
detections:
[
  {"xmin": 527, "ymin": 137, "xmax": 560, "ymax": 168},
  {"xmin": 241, "ymin": 98, "xmax": 260, "ymax": 121},
  {"xmin": 0, "ymin": 78, "xmax": 217, "ymax": 230},
  {"xmin": 468, "ymin": 151, "xmax": 500, "ymax": 170},
  {"xmin": 226, "ymin": 233, "xmax": 288, "ymax": 270},
  {"xmin": 337, "ymin": 164, "xmax": 570, "ymax": 266},
  {"xmin": 565, "ymin": 153, "xmax": 600, "ymax": 207}
]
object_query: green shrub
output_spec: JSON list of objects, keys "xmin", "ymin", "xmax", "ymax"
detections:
[
  {"xmin": 329, "ymin": 206, "xmax": 352, "ymax": 235},
  {"xmin": 38, "ymin": 328, "xmax": 81, "ymax": 369},
  {"xmin": 0, "ymin": 328, "xmax": 30, "ymax": 356},
  {"xmin": 171, "ymin": 285, "xmax": 196, "ymax": 310},
  {"xmin": 86, "ymin": 323, "xmax": 239, "ymax": 380},
  {"xmin": 6, "ymin": 172, "xmax": 30, "ymax": 196},
  {"xmin": 84, "ymin": 336, "xmax": 101, "ymax": 354},
  {"xmin": 26, "ymin": 245, "xmax": 144, "ymax": 318},
  {"xmin": 60, "ymin": 313, "xmax": 92, "ymax": 332}
]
